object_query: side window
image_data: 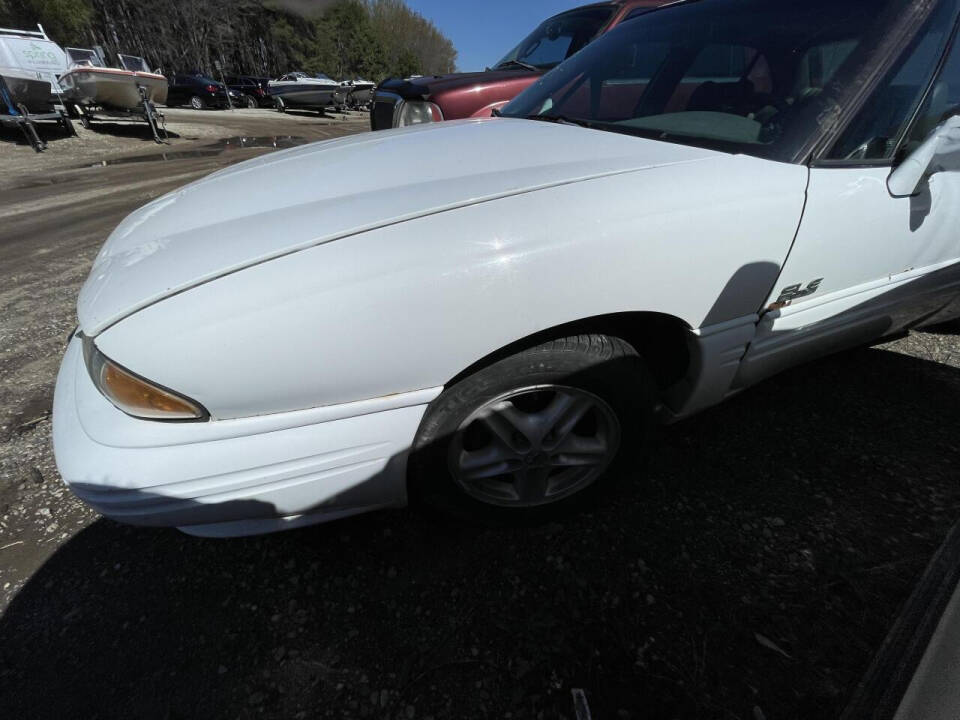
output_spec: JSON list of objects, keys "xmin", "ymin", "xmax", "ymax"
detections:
[
  {"xmin": 793, "ymin": 40, "xmax": 857, "ymax": 99},
  {"xmin": 902, "ymin": 31, "xmax": 960, "ymax": 153},
  {"xmin": 666, "ymin": 44, "xmax": 770, "ymax": 114},
  {"xmin": 594, "ymin": 41, "xmax": 669, "ymax": 120},
  {"xmin": 686, "ymin": 44, "xmax": 748, "ymax": 82},
  {"xmin": 523, "ymin": 34, "xmax": 574, "ymax": 67},
  {"xmin": 828, "ymin": 0, "xmax": 958, "ymax": 160}
]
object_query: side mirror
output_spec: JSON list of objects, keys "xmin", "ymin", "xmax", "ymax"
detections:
[{"xmin": 888, "ymin": 113, "xmax": 960, "ymax": 197}]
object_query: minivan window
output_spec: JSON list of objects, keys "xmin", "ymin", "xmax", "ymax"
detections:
[{"xmin": 494, "ymin": 7, "xmax": 615, "ymax": 71}]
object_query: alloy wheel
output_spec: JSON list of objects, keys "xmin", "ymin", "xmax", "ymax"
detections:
[{"xmin": 448, "ymin": 385, "xmax": 620, "ymax": 507}]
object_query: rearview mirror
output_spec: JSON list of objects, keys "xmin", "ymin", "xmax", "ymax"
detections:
[{"xmin": 888, "ymin": 112, "xmax": 960, "ymax": 197}]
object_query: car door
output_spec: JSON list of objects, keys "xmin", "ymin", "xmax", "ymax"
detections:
[{"xmin": 737, "ymin": 4, "xmax": 960, "ymax": 387}]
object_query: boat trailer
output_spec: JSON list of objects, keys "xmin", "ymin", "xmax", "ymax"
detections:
[
  {"xmin": 0, "ymin": 75, "xmax": 76, "ymax": 152},
  {"xmin": 68, "ymin": 85, "xmax": 168, "ymax": 144}
]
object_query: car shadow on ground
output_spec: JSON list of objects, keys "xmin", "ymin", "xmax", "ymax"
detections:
[
  {"xmin": 1, "ymin": 345, "xmax": 959, "ymax": 720},
  {"xmin": 0, "ymin": 121, "xmax": 75, "ymax": 147},
  {"xmin": 919, "ymin": 320, "xmax": 960, "ymax": 335},
  {"xmin": 0, "ymin": 122, "xmax": 183, "ymax": 148},
  {"xmin": 280, "ymin": 108, "xmax": 352, "ymax": 121},
  {"xmin": 80, "ymin": 122, "xmax": 182, "ymax": 141}
]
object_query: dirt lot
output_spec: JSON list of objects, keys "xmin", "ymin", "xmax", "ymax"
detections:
[
  {"xmin": 1, "ymin": 108, "xmax": 960, "ymax": 720},
  {"xmin": 0, "ymin": 106, "xmax": 367, "ymax": 174}
]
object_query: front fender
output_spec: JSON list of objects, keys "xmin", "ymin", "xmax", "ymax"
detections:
[{"xmin": 94, "ymin": 154, "xmax": 806, "ymax": 420}]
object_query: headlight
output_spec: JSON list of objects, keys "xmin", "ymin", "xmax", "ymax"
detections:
[
  {"xmin": 82, "ymin": 336, "xmax": 208, "ymax": 422},
  {"xmin": 397, "ymin": 101, "xmax": 443, "ymax": 127}
]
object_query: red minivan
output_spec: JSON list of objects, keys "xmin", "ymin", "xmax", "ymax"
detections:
[{"xmin": 371, "ymin": 0, "xmax": 668, "ymax": 131}]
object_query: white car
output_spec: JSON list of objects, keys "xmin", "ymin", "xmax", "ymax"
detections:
[{"xmin": 53, "ymin": 0, "xmax": 960, "ymax": 537}]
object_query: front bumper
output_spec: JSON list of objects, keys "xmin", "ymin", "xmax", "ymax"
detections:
[{"xmin": 52, "ymin": 338, "xmax": 438, "ymax": 537}]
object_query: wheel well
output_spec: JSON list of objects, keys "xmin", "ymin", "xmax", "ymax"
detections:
[{"xmin": 445, "ymin": 312, "xmax": 693, "ymax": 392}]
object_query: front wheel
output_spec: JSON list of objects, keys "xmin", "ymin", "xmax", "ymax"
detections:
[
  {"xmin": 243, "ymin": 94, "xmax": 258, "ymax": 109},
  {"xmin": 189, "ymin": 95, "xmax": 205, "ymax": 110},
  {"xmin": 409, "ymin": 334, "xmax": 655, "ymax": 523}
]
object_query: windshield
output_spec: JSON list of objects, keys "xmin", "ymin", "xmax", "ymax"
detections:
[
  {"xmin": 494, "ymin": 6, "xmax": 615, "ymax": 71},
  {"xmin": 66, "ymin": 48, "xmax": 103, "ymax": 67},
  {"xmin": 501, "ymin": 0, "xmax": 954, "ymax": 162},
  {"xmin": 117, "ymin": 54, "xmax": 149, "ymax": 72}
]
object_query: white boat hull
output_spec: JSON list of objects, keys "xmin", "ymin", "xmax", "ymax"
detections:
[
  {"xmin": 60, "ymin": 67, "xmax": 167, "ymax": 110},
  {"xmin": 268, "ymin": 82, "xmax": 338, "ymax": 109}
]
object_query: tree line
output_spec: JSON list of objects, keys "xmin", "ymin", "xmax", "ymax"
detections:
[{"xmin": 0, "ymin": 0, "xmax": 458, "ymax": 81}]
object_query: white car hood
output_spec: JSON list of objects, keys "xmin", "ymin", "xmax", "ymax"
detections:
[{"xmin": 78, "ymin": 118, "xmax": 721, "ymax": 335}]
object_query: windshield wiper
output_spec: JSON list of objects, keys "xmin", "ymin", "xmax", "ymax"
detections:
[
  {"xmin": 524, "ymin": 113, "xmax": 594, "ymax": 129},
  {"xmin": 494, "ymin": 59, "xmax": 539, "ymax": 72}
]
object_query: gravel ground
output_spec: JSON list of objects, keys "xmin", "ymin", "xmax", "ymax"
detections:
[{"xmin": 1, "ymin": 112, "xmax": 959, "ymax": 719}]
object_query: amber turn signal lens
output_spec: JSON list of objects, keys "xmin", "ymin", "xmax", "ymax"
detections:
[
  {"xmin": 82, "ymin": 335, "xmax": 207, "ymax": 421},
  {"xmin": 99, "ymin": 362, "xmax": 202, "ymax": 420}
]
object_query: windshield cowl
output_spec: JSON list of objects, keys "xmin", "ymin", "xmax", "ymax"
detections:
[{"xmin": 493, "ymin": 59, "xmax": 540, "ymax": 72}]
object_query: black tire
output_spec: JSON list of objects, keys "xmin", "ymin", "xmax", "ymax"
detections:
[
  {"xmin": 244, "ymin": 94, "xmax": 258, "ymax": 109},
  {"xmin": 79, "ymin": 114, "xmax": 91, "ymax": 129},
  {"xmin": 409, "ymin": 334, "xmax": 656, "ymax": 524},
  {"xmin": 189, "ymin": 95, "xmax": 205, "ymax": 110}
]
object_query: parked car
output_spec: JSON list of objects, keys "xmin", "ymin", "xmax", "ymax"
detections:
[
  {"xmin": 165, "ymin": 73, "xmax": 236, "ymax": 109},
  {"xmin": 224, "ymin": 74, "xmax": 271, "ymax": 108},
  {"xmin": 371, "ymin": 0, "xmax": 667, "ymax": 130},
  {"xmin": 55, "ymin": 0, "xmax": 960, "ymax": 538}
]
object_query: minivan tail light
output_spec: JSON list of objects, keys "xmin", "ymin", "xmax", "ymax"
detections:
[{"xmin": 206, "ymin": 84, "xmax": 218, "ymax": 93}]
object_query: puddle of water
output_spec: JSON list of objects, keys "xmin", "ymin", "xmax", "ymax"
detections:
[{"xmin": 79, "ymin": 136, "xmax": 310, "ymax": 168}]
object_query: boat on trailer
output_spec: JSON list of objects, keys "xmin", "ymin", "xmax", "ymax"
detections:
[
  {"xmin": 58, "ymin": 48, "xmax": 168, "ymax": 143},
  {"xmin": 269, "ymin": 71, "xmax": 340, "ymax": 111},
  {"xmin": 59, "ymin": 48, "xmax": 167, "ymax": 110}
]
